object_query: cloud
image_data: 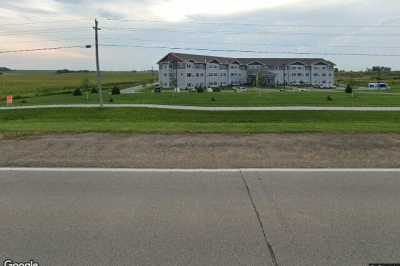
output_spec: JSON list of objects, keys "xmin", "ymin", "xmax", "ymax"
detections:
[
  {"xmin": 1, "ymin": 0, "xmax": 400, "ymax": 70},
  {"xmin": 148, "ymin": 0, "xmax": 302, "ymax": 21}
]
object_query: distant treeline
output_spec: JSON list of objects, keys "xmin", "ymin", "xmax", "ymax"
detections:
[
  {"xmin": 0, "ymin": 67, "xmax": 13, "ymax": 72},
  {"xmin": 55, "ymin": 69, "xmax": 91, "ymax": 74}
]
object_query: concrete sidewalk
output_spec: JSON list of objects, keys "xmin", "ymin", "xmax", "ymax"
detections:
[{"xmin": 2, "ymin": 104, "xmax": 400, "ymax": 111}]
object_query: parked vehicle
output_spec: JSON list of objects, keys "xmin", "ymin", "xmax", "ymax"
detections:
[
  {"xmin": 154, "ymin": 83, "xmax": 161, "ymax": 93},
  {"xmin": 368, "ymin": 83, "xmax": 390, "ymax": 90}
]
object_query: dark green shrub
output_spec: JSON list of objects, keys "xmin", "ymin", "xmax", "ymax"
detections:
[
  {"xmin": 327, "ymin": 95, "xmax": 333, "ymax": 101},
  {"xmin": 111, "ymin": 86, "xmax": 120, "ymax": 95},
  {"xmin": 196, "ymin": 87, "xmax": 204, "ymax": 93},
  {"xmin": 91, "ymin": 87, "xmax": 98, "ymax": 94},
  {"xmin": 345, "ymin": 84, "xmax": 353, "ymax": 94},
  {"xmin": 73, "ymin": 88, "xmax": 82, "ymax": 96}
]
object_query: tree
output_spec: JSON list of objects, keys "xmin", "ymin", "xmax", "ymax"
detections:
[
  {"xmin": 81, "ymin": 78, "xmax": 91, "ymax": 100},
  {"xmin": 345, "ymin": 84, "xmax": 353, "ymax": 94},
  {"xmin": 111, "ymin": 86, "xmax": 121, "ymax": 95},
  {"xmin": 72, "ymin": 88, "xmax": 82, "ymax": 96},
  {"xmin": 256, "ymin": 72, "xmax": 265, "ymax": 88}
]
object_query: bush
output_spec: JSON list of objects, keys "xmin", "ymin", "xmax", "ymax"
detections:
[
  {"xmin": 196, "ymin": 87, "xmax": 204, "ymax": 93},
  {"xmin": 111, "ymin": 86, "xmax": 120, "ymax": 95},
  {"xmin": 91, "ymin": 87, "xmax": 98, "ymax": 94},
  {"xmin": 212, "ymin": 87, "xmax": 221, "ymax": 92},
  {"xmin": 345, "ymin": 84, "xmax": 353, "ymax": 94},
  {"xmin": 72, "ymin": 88, "xmax": 82, "ymax": 96},
  {"xmin": 327, "ymin": 95, "xmax": 333, "ymax": 101},
  {"xmin": 109, "ymin": 97, "xmax": 114, "ymax": 103},
  {"xmin": 211, "ymin": 97, "xmax": 216, "ymax": 102}
]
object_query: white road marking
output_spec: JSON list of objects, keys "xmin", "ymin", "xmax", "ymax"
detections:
[{"xmin": 0, "ymin": 168, "xmax": 399, "ymax": 172}]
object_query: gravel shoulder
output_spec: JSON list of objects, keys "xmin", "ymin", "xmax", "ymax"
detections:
[{"xmin": 1, "ymin": 133, "xmax": 400, "ymax": 168}]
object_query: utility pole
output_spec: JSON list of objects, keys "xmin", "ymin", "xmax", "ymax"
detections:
[{"xmin": 93, "ymin": 18, "xmax": 103, "ymax": 107}]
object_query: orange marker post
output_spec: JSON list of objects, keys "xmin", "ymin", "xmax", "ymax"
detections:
[{"xmin": 6, "ymin": 96, "xmax": 13, "ymax": 106}]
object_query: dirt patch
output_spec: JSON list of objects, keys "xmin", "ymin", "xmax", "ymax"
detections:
[{"xmin": 1, "ymin": 133, "xmax": 400, "ymax": 168}]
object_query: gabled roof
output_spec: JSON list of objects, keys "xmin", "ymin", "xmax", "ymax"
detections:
[{"xmin": 158, "ymin": 52, "xmax": 335, "ymax": 66}]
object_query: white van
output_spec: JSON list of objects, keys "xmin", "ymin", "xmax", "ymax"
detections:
[{"xmin": 368, "ymin": 83, "xmax": 390, "ymax": 90}]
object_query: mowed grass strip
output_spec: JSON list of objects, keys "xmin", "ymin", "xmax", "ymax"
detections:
[
  {"xmin": 4, "ymin": 90, "xmax": 400, "ymax": 107},
  {"xmin": 1, "ymin": 108, "xmax": 399, "ymax": 134}
]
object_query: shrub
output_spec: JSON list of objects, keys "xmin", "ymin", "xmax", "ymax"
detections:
[
  {"xmin": 196, "ymin": 87, "xmax": 204, "ymax": 93},
  {"xmin": 345, "ymin": 84, "xmax": 353, "ymax": 94},
  {"xmin": 72, "ymin": 88, "xmax": 82, "ymax": 96},
  {"xmin": 327, "ymin": 95, "xmax": 333, "ymax": 101},
  {"xmin": 212, "ymin": 87, "xmax": 221, "ymax": 92},
  {"xmin": 111, "ymin": 86, "xmax": 120, "ymax": 95},
  {"xmin": 109, "ymin": 97, "xmax": 114, "ymax": 103},
  {"xmin": 211, "ymin": 97, "xmax": 216, "ymax": 102},
  {"xmin": 91, "ymin": 87, "xmax": 98, "ymax": 94}
]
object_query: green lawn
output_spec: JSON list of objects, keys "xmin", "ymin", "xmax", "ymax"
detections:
[
  {"xmin": 1, "ymin": 108, "xmax": 399, "ymax": 134},
  {"xmin": 0, "ymin": 70, "xmax": 154, "ymax": 97},
  {"xmin": 3, "ymin": 90, "xmax": 400, "ymax": 107}
]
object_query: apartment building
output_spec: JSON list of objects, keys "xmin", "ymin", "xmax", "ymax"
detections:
[{"xmin": 158, "ymin": 52, "xmax": 335, "ymax": 89}]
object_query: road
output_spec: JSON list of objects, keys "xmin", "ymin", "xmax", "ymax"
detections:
[
  {"xmin": 1, "ymin": 104, "xmax": 400, "ymax": 111},
  {"xmin": 1, "ymin": 168, "xmax": 400, "ymax": 265}
]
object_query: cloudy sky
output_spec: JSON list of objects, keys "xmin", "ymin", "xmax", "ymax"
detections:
[{"xmin": 0, "ymin": 0, "xmax": 400, "ymax": 70}]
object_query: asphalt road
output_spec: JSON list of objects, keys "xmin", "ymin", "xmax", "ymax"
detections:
[{"xmin": 0, "ymin": 169, "xmax": 399, "ymax": 266}]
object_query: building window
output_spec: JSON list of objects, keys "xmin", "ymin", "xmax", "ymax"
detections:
[
  {"xmin": 196, "ymin": 73, "xmax": 199, "ymax": 77},
  {"xmin": 187, "ymin": 73, "xmax": 191, "ymax": 77}
]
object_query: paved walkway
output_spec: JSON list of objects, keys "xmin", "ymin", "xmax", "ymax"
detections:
[
  {"xmin": 120, "ymin": 85, "xmax": 144, "ymax": 94},
  {"xmin": 1, "ymin": 104, "xmax": 400, "ymax": 111}
]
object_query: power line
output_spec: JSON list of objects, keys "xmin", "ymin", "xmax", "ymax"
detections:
[
  {"xmin": 0, "ymin": 28, "xmax": 92, "ymax": 37},
  {"xmin": 101, "ymin": 26, "xmax": 400, "ymax": 37},
  {"xmin": 100, "ymin": 43, "xmax": 400, "ymax": 57},
  {"xmin": 103, "ymin": 17, "xmax": 400, "ymax": 28},
  {"xmin": 0, "ymin": 45, "xmax": 92, "ymax": 54},
  {"xmin": 99, "ymin": 36, "xmax": 400, "ymax": 50},
  {"xmin": 0, "ymin": 18, "xmax": 89, "ymax": 28}
]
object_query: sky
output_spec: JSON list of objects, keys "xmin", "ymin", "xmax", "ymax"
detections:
[{"xmin": 0, "ymin": 0, "xmax": 400, "ymax": 71}]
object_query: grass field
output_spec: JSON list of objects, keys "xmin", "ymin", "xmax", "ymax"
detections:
[
  {"xmin": 1, "ymin": 70, "xmax": 400, "ymax": 107},
  {"xmin": 336, "ymin": 71, "xmax": 400, "ymax": 89},
  {"xmin": 0, "ymin": 70, "xmax": 154, "ymax": 97},
  {"xmin": 1, "ymin": 70, "xmax": 399, "ymax": 135},
  {"xmin": 2, "ymin": 89, "xmax": 400, "ymax": 107},
  {"xmin": 1, "ymin": 108, "xmax": 400, "ymax": 134}
]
